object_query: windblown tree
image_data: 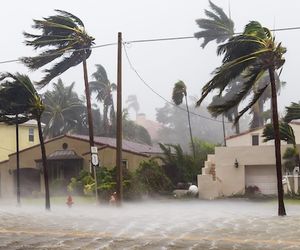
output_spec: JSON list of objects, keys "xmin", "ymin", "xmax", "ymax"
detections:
[
  {"xmin": 172, "ymin": 81, "xmax": 195, "ymax": 159},
  {"xmin": 21, "ymin": 10, "xmax": 96, "ymax": 149},
  {"xmin": 126, "ymin": 95, "xmax": 140, "ymax": 119},
  {"xmin": 41, "ymin": 78, "xmax": 85, "ymax": 138},
  {"xmin": 89, "ymin": 64, "xmax": 116, "ymax": 137},
  {"xmin": 0, "ymin": 73, "xmax": 50, "ymax": 210},
  {"xmin": 284, "ymin": 102, "xmax": 300, "ymax": 123},
  {"xmin": 195, "ymin": 1, "xmax": 284, "ymax": 130},
  {"xmin": 263, "ymin": 122, "xmax": 299, "ymax": 173},
  {"xmin": 196, "ymin": 21, "xmax": 287, "ymax": 216}
]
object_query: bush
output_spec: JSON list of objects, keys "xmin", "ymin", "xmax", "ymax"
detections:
[{"xmin": 130, "ymin": 159, "xmax": 173, "ymax": 197}]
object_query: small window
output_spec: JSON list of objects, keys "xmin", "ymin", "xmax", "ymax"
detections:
[
  {"xmin": 122, "ymin": 160, "xmax": 128, "ymax": 169},
  {"xmin": 252, "ymin": 134, "xmax": 259, "ymax": 146},
  {"xmin": 29, "ymin": 128, "xmax": 34, "ymax": 142}
]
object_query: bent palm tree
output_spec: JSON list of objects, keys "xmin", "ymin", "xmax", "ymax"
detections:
[
  {"xmin": 89, "ymin": 64, "xmax": 116, "ymax": 136},
  {"xmin": 194, "ymin": 0, "xmax": 234, "ymax": 48},
  {"xmin": 0, "ymin": 73, "xmax": 50, "ymax": 210},
  {"xmin": 21, "ymin": 9, "xmax": 96, "ymax": 150},
  {"xmin": 197, "ymin": 21, "xmax": 287, "ymax": 216},
  {"xmin": 42, "ymin": 78, "xmax": 85, "ymax": 138},
  {"xmin": 126, "ymin": 95, "xmax": 140, "ymax": 119},
  {"xmin": 172, "ymin": 81, "xmax": 195, "ymax": 159}
]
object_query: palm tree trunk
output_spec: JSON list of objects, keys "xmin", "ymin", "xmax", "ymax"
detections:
[
  {"xmin": 16, "ymin": 114, "xmax": 20, "ymax": 206},
  {"xmin": 37, "ymin": 116, "xmax": 50, "ymax": 210},
  {"xmin": 103, "ymin": 105, "xmax": 108, "ymax": 136},
  {"xmin": 233, "ymin": 107, "xmax": 240, "ymax": 134},
  {"xmin": 269, "ymin": 67, "xmax": 286, "ymax": 216},
  {"xmin": 185, "ymin": 95, "xmax": 196, "ymax": 159},
  {"xmin": 82, "ymin": 51, "xmax": 95, "ymax": 148},
  {"xmin": 222, "ymin": 115, "xmax": 227, "ymax": 146}
]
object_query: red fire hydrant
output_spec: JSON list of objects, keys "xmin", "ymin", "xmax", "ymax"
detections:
[{"xmin": 66, "ymin": 195, "xmax": 74, "ymax": 208}]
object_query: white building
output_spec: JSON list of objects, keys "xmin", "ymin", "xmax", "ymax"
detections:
[{"xmin": 197, "ymin": 122, "xmax": 300, "ymax": 199}]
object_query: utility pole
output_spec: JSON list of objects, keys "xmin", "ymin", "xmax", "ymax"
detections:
[
  {"xmin": 222, "ymin": 115, "xmax": 226, "ymax": 147},
  {"xmin": 16, "ymin": 114, "xmax": 20, "ymax": 206},
  {"xmin": 116, "ymin": 32, "xmax": 123, "ymax": 205}
]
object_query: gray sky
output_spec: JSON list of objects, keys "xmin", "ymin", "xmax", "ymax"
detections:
[{"xmin": 1, "ymin": 0, "xmax": 300, "ymax": 121}]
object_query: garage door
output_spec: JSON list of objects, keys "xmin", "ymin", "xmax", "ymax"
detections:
[{"xmin": 245, "ymin": 165, "xmax": 277, "ymax": 195}]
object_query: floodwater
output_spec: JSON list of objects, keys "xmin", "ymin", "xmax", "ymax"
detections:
[{"xmin": 0, "ymin": 199, "xmax": 300, "ymax": 250}]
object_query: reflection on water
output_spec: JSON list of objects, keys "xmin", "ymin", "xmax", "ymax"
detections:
[{"xmin": 0, "ymin": 199, "xmax": 300, "ymax": 249}]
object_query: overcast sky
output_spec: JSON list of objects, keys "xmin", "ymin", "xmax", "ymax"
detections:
[{"xmin": 1, "ymin": 0, "xmax": 300, "ymax": 121}]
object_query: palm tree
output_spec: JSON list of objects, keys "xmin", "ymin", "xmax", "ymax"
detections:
[
  {"xmin": 263, "ymin": 122, "xmax": 299, "ymax": 173},
  {"xmin": 41, "ymin": 78, "xmax": 85, "ymax": 138},
  {"xmin": 172, "ymin": 81, "xmax": 196, "ymax": 159},
  {"xmin": 89, "ymin": 64, "xmax": 116, "ymax": 136},
  {"xmin": 0, "ymin": 73, "xmax": 50, "ymax": 210},
  {"xmin": 196, "ymin": 21, "xmax": 287, "ymax": 216},
  {"xmin": 194, "ymin": 0, "xmax": 234, "ymax": 48},
  {"xmin": 126, "ymin": 95, "xmax": 140, "ymax": 119},
  {"xmin": 21, "ymin": 9, "xmax": 96, "ymax": 150},
  {"xmin": 284, "ymin": 102, "xmax": 300, "ymax": 123},
  {"xmin": 195, "ymin": 1, "xmax": 284, "ymax": 130}
]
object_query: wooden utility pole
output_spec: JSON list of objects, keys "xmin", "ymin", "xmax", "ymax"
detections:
[
  {"xmin": 16, "ymin": 114, "xmax": 20, "ymax": 206},
  {"xmin": 222, "ymin": 115, "xmax": 226, "ymax": 147},
  {"xmin": 116, "ymin": 32, "xmax": 123, "ymax": 205}
]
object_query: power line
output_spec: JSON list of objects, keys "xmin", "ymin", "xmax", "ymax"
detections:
[
  {"xmin": 0, "ymin": 25, "xmax": 300, "ymax": 65},
  {"xmin": 122, "ymin": 43, "xmax": 229, "ymax": 123}
]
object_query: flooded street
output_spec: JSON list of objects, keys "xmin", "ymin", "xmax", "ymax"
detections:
[{"xmin": 0, "ymin": 199, "xmax": 300, "ymax": 249}]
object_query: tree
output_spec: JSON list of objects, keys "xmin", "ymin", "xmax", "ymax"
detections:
[
  {"xmin": 196, "ymin": 21, "xmax": 287, "ymax": 216},
  {"xmin": 0, "ymin": 73, "xmax": 50, "ymax": 210},
  {"xmin": 41, "ymin": 78, "xmax": 85, "ymax": 138},
  {"xmin": 21, "ymin": 9, "xmax": 96, "ymax": 150},
  {"xmin": 126, "ymin": 95, "xmax": 140, "ymax": 119},
  {"xmin": 89, "ymin": 64, "xmax": 117, "ymax": 136},
  {"xmin": 195, "ymin": 1, "xmax": 284, "ymax": 130},
  {"xmin": 284, "ymin": 102, "xmax": 300, "ymax": 123},
  {"xmin": 172, "ymin": 80, "xmax": 196, "ymax": 159},
  {"xmin": 263, "ymin": 122, "xmax": 299, "ymax": 173},
  {"xmin": 194, "ymin": 0, "xmax": 234, "ymax": 48}
]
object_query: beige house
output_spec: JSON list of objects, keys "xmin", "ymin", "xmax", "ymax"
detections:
[
  {"xmin": 198, "ymin": 122, "xmax": 300, "ymax": 199},
  {"xmin": 0, "ymin": 134, "xmax": 162, "ymax": 198}
]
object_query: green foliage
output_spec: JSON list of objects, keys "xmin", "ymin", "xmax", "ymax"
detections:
[
  {"xmin": 21, "ymin": 10, "xmax": 95, "ymax": 87},
  {"xmin": 262, "ymin": 122, "xmax": 296, "ymax": 145},
  {"xmin": 284, "ymin": 102, "xmax": 300, "ymax": 123},
  {"xmin": 89, "ymin": 64, "xmax": 116, "ymax": 136},
  {"xmin": 41, "ymin": 78, "xmax": 86, "ymax": 138},
  {"xmin": 156, "ymin": 141, "xmax": 214, "ymax": 185},
  {"xmin": 172, "ymin": 81, "xmax": 186, "ymax": 105},
  {"xmin": 131, "ymin": 160, "xmax": 173, "ymax": 196},
  {"xmin": 197, "ymin": 21, "xmax": 286, "ymax": 126},
  {"xmin": 194, "ymin": 0, "xmax": 234, "ymax": 48},
  {"xmin": 123, "ymin": 119, "xmax": 152, "ymax": 145}
]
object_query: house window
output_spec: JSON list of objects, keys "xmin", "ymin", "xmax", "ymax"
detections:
[
  {"xmin": 122, "ymin": 160, "xmax": 128, "ymax": 169},
  {"xmin": 29, "ymin": 128, "xmax": 34, "ymax": 142},
  {"xmin": 252, "ymin": 134, "xmax": 259, "ymax": 146}
]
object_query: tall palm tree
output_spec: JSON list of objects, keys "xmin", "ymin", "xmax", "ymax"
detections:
[
  {"xmin": 195, "ymin": 1, "xmax": 284, "ymax": 130},
  {"xmin": 172, "ymin": 81, "xmax": 195, "ymax": 159},
  {"xmin": 89, "ymin": 64, "xmax": 116, "ymax": 136},
  {"xmin": 21, "ymin": 9, "xmax": 96, "ymax": 150},
  {"xmin": 0, "ymin": 73, "xmax": 50, "ymax": 210},
  {"xmin": 284, "ymin": 102, "xmax": 300, "ymax": 123},
  {"xmin": 41, "ymin": 78, "xmax": 85, "ymax": 138},
  {"xmin": 196, "ymin": 21, "xmax": 287, "ymax": 216}
]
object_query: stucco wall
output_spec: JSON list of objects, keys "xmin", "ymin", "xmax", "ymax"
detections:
[
  {"xmin": 209, "ymin": 144, "xmax": 291, "ymax": 196},
  {"xmin": 0, "ymin": 136, "xmax": 151, "ymax": 198},
  {"xmin": 0, "ymin": 123, "xmax": 39, "ymax": 161}
]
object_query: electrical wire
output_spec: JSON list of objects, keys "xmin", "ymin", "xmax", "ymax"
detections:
[
  {"xmin": 0, "ymin": 25, "xmax": 300, "ymax": 65},
  {"xmin": 122, "ymin": 43, "xmax": 230, "ymax": 123}
]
